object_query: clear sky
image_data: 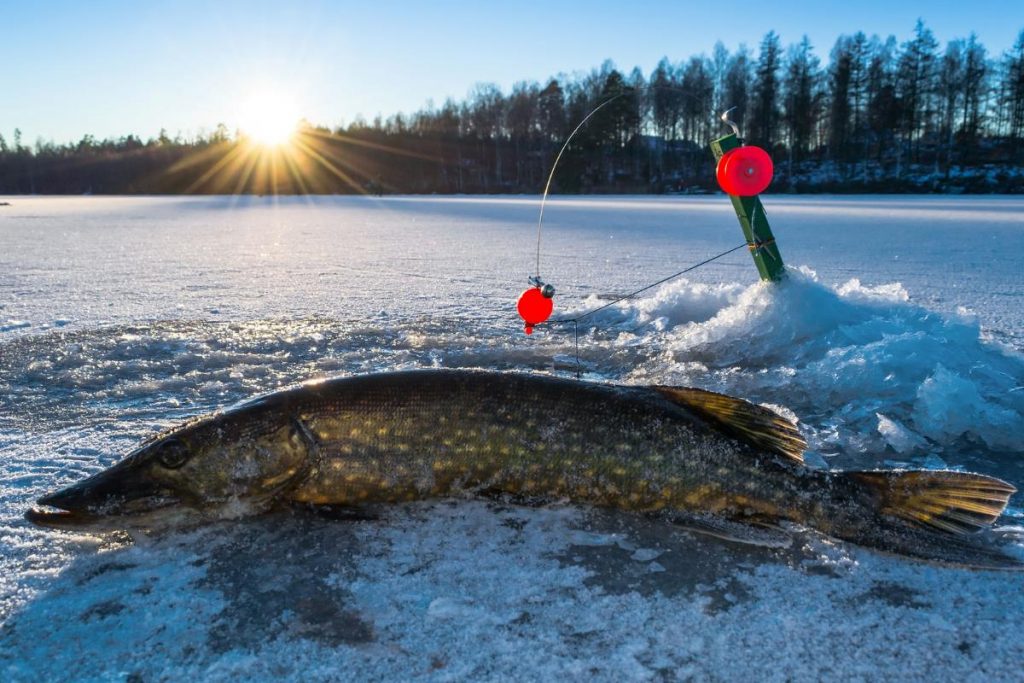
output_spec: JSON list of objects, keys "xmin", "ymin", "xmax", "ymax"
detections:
[{"xmin": 3, "ymin": 0, "xmax": 1022, "ymax": 146}]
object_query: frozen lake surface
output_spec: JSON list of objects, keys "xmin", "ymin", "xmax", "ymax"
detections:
[{"xmin": 1, "ymin": 195, "xmax": 1023, "ymax": 681}]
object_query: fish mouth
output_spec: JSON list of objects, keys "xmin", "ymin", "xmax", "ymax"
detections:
[
  {"xmin": 26, "ymin": 492, "xmax": 185, "ymax": 529},
  {"xmin": 24, "ymin": 507, "xmax": 106, "ymax": 528},
  {"xmin": 26, "ymin": 493, "xmax": 185, "ymax": 528},
  {"xmin": 25, "ymin": 465, "xmax": 183, "ymax": 528}
]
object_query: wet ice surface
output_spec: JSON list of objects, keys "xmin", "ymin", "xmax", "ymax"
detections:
[{"xmin": 2, "ymin": 195, "xmax": 1024, "ymax": 681}]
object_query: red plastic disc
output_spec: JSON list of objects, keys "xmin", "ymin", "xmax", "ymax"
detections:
[
  {"xmin": 715, "ymin": 149, "xmax": 738, "ymax": 194},
  {"xmin": 716, "ymin": 145, "xmax": 773, "ymax": 196},
  {"xmin": 517, "ymin": 287, "xmax": 553, "ymax": 332}
]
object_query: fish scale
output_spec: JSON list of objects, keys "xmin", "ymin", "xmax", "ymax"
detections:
[{"xmin": 285, "ymin": 371, "xmax": 807, "ymax": 519}]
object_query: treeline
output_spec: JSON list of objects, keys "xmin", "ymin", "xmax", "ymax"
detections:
[{"xmin": 3, "ymin": 21, "xmax": 1024, "ymax": 195}]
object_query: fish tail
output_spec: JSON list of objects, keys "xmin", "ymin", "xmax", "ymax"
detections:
[
  {"xmin": 827, "ymin": 469, "xmax": 1021, "ymax": 570},
  {"xmin": 849, "ymin": 469, "xmax": 1015, "ymax": 534}
]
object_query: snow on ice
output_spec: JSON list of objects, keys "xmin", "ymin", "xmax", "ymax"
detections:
[{"xmin": 1, "ymin": 195, "xmax": 1023, "ymax": 681}]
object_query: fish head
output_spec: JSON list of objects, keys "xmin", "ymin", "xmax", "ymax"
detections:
[{"xmin": 27, "ymin": 408, "xmax": 314, "ymax": 528}]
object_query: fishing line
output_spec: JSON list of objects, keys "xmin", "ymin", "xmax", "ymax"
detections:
[
  {"xmin": 553, "ymin": 195, "xmax": 771, "ymax": 331},
  {"xmin": 549, "ymin": 242, "xmax": 748, "ymax": 326},
  {"xmin": 545, "ymin": 242, "xmax": 748, "ymax": 377},
  {"xmin": 528, "ymin": 86, "xmax": 749, "ymax": 377},
  {"xmin": 534, "ymin": 85, "xmax": 725, "ymax": 281},
  {"xmin": 534, "ymin": 93, "xmax": 628, "ymax": 278}
]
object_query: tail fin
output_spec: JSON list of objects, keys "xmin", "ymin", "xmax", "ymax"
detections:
[
  {"xmin": 849, "ymin": 470, "xmax": 1015, "ymax": 535},
  {"xmin": 828, "ymin": 469, "xmax": 1022, "ymax": 570}
]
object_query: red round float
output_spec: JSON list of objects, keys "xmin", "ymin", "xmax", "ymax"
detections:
[
  {"xmin": 716, "ymin": 145, "xmax": 773, "ymax": 196},
  {"xmin": 517, "ymin": 287, "xmax": 553, "ymax": 334}
]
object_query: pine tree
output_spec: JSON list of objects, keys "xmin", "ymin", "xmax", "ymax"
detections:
[
  {"xmin": 723, "ymin": 46, "xmax": 753, "ymax": 133},
  {"xmin": 680, "ymin": 56, "xmax": 713, "ymax": 143},
  {"xmin": 829, "ymin": 36, "xmax": 854, "ymax": 164},
  {"xmin": 1003, "ymin": 30, "xmax": 1024, "ymax": 160},
  {"xmin": 651, "ymin": 57, "xmax": 681, "ymax": 140},
  {"xmin": 627, "ymin": 67, "xmax": 647, "ymax": 181},
  {"xmin": 866, "ymin": 36, "xmax": 899, "ymax": 164},
  {"xmin": 848, "ymin": 32, "xmax": 870, "ymax": 167},
  {"xmin": 782, "ymin": 36, "xmax": 822, "ymax": 169},
  {"xmin": 959, "ymin": 33, "xmax": 988, "ymax": 160},
  {"xmin": 938, "ymin": 39, "xmax": 964, "ymax": 173},
  {"xmin": 507, "ymin": 81, "xmax": 538, "ymax": 188},
  {"xmin": 538, "ymin": 79, "xmax": 566, "ymax": 143},
  {"xmin": 896, "ymin": 19, "xmax": 939, "ymax": 166},
  {"xmin": 751, "ymin": 32, "xmax": 783, "ymax": 148},
  {"xmin": 710, "ymin": 42, "xmax": 731, "ymax": 121}
]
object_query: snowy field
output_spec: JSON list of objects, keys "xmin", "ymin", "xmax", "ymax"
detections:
[{"xmin": 1, "ymin": 194, "xmax": 1023, "ymax": 681}]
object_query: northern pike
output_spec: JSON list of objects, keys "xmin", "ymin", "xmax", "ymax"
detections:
[{"xmin": 27, "ymin": 370, "xmax": 1019, "ymax": 568}]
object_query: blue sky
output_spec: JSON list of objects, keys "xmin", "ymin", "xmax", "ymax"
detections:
[{"xmin": 3, "ymin": 0, "xmax": 1022, "ymax": 145}]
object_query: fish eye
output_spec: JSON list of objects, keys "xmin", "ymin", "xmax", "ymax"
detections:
[{"xmin": 157, "ymin": 439, "xmax": 190, "ymax": 469}]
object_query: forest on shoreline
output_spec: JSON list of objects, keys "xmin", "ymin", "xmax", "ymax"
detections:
[{"xmin": 2, "ymin": 21, "xmax": 1024, "ymax": 196}]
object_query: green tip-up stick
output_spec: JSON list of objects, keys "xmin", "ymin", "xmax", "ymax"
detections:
[{"xmin": 709, "ymin": 132, "xmax": 786, "ymax": 282}]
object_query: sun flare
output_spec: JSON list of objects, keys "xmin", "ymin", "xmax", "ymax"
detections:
[{"xmin": 238, "ymin": 90, "xmax": 299, "ymax": 148}]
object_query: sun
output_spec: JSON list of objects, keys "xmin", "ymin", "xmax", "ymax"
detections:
[{"xmin": 237, "ymin": 89, "xmax": 300, "ymax": 148}]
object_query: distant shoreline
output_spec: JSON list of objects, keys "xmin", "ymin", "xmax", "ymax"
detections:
[
  {"xmin": 2, "ymin": 187, "xmax": 1023, "ymax": 197},
  {"xmin": 4, "ymin": 192, "xmax": 1024, "ymax": 198}
]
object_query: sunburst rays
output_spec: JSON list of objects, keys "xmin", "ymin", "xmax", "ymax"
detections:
[{"xmin": 163, "ymin": 125, "xmax": 441, "ymax": 196}]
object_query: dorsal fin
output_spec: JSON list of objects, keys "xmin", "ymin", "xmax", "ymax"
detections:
[{"xmin": 654, "ymin": 386, "xmax": 806, "ymax": 464}]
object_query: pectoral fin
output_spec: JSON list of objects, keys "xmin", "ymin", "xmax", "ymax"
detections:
[
  {"xmin": 668, "ymin": 512, "xmax": 793, "ymax": 548},
  {"xmin": 283, "ymin": 501, "xmax": 381, "ymax": 522}
]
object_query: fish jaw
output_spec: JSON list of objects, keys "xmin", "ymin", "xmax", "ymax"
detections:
[
  {"xmin": 27, "ymin": 459, "xmax": 186, "ymax": 527},
  {"xmin": 24, "ymin": 507, "xmax": 107, "ymax": 529}
]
